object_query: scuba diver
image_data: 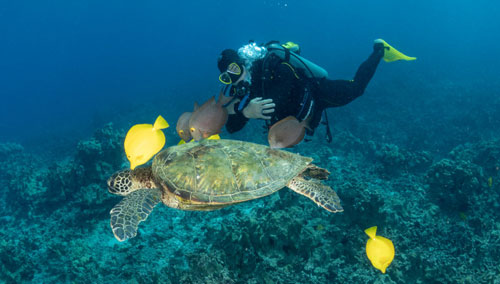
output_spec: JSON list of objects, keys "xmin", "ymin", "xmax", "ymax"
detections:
[{"xmin": 217, "ymin": 39, "xmax": 415, "ymax": 143}]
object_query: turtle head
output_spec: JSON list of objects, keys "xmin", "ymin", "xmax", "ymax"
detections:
[{"xmin": 107, "ymin": 167, "xmax": 156, "ymax": 196}]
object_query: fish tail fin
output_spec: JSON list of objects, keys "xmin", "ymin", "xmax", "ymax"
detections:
[
  {"xmin": 153, "ymin": 115, "xmax": 169, "ymax": 131},
  {"xmin": 365, "ymin": 226, "xmax": 378, "ymax": 240},
  {"xmin": 299, "ymin": 119, "xmax": 311, "ymax": 130},
  {"xmin": 207, "ymin": 134, "xmax": 220, "ymax": 140}
]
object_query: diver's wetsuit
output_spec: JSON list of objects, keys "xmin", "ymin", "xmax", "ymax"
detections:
[{"xmin": 226, "ymin": 44, "xmax": 385, "ymax": 134}]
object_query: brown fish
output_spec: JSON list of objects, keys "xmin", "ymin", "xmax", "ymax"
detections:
[
  {"xmin": 176, "ymin": 112, "xmax": 192, "ymax": 142},
  {"xmin": 268, "ymin": 116, "xmax": 306, "ymax": 149},
  {"xmin": 216, "ymin": 88, "xmax": 235, "ymax": 106},
  {"xmin": 189, "ymin": 93, "xmax": 228, "ymax": 141}
]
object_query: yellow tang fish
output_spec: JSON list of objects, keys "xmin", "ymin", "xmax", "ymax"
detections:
[
  {"xmin": 365, "ymin": 226, "xmax": 395, "ymax": 273},
  {"xmin": 124, "ymin": 115, "xmax": 169, "ymax": 170},
  {"xmin": 178, "ymin": 134, "xmax": 220, "ymax": 145}
]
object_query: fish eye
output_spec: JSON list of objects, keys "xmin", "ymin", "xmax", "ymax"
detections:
[
  {"xmin": 190, "ymin": 127, "xmax": 195, "ymax": 132},
  {"xmin": 179, "ymin": 130, "xmax": 184, "ymax": 135}
]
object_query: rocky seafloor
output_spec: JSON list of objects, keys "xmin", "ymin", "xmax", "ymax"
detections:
[
  {"xmin": 1, "ymin": 118, "xmax": 499, "ymax": 283},
  {"xmin": 1, "ymin": 75, "xmax": 500, "ymax": 283}
]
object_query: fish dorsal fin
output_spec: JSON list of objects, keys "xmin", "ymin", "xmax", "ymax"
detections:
[
  {"xmin": 217, "ymin": 92, "xmax": 224, "ymax": 106},
  {"xmin": 208, "ymin": 96, "xmax": 216, "ymax": 105},
  {"xmin": 380, "ymin": 236, "xmax": 394, "ymax": 247},
  {"xmin": 270, "ymin": 116, "xmax": 297, "ymax": 130},
  {"xmin": 365, "ymin": 226, "xmax": 378, "ymax": 240},
  {"xmin": 152, "ymin": 115, "xmax": 169, "ymax": 131},
  {"xmin": 217, "ymin": 92, "xmax": 233, "ymax": 106}
]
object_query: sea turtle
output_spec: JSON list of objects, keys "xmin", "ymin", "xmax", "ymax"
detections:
[{"xmin": 107, "ymin": 139, "xmax": 343, "ymax": 241}]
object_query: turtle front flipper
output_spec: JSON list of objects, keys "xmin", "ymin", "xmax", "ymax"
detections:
[
  {"xmin": 110, "ymin": 188, "xmax": 162, "ymax": 242},
  {"xmin": 287, "ymin": 176, "xmax": 343, "ymax": 213}
]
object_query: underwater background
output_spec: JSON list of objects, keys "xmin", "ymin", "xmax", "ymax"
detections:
[{"xmin": 1, "ymin": 0, "xmax": 500, "ymax": 283}]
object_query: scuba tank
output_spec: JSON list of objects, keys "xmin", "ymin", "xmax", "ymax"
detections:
[
  {"xmin": 265, "ymin": 42, "xmax": 328, "ymax": 80},
  {"xmin": 238, "ymin": 40, "xmax": 328, "ymax": 80}
]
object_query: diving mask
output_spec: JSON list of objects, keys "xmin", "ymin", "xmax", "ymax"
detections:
[{"xmin": 218, "ymin": 62, "xmax": 242, "ymax": 85}]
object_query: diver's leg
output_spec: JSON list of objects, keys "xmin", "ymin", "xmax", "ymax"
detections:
[{"xmin": 317, "ymin": 43, "xmax": 384, "ymax": 107}]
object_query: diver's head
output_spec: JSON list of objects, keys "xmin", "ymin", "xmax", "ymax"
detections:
[{"xmin": 218, "ymin": 49, "xmax": 244, "ymax": 85}]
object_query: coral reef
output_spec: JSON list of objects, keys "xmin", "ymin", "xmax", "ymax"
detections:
[{"xmin": 1, "ymin": 123, "xmax": 499, "ymax": 283}]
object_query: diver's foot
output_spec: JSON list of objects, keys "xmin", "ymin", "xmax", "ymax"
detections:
[
  {"xmin": 373, "ymin": 39, "xmax": 416, "ymax": 62},
  {"xmin": 373, "ymin": 39, "xmax": 388, "ymax": 53}
]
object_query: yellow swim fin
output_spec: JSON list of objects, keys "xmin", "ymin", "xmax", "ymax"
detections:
[{"xmin": 375, "ymin": 39, "xmax": 416, "ymax": 62}]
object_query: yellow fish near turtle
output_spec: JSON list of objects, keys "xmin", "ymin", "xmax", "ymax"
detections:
[
  {"xmin": 124, "ymin": 115, "xmax": 169, "ymax": 170},
  {"xmin": 365, "ymin": 226, "xmax": 395, "ymax": 273}
]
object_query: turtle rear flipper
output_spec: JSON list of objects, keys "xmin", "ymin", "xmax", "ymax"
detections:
[
  {"xmin": 110, "ymin": 188, "xmax": 162, "ymax": 242},
  {"xmin": 287, "ymin": 176, "xmax": 343, "ymax": 213}
]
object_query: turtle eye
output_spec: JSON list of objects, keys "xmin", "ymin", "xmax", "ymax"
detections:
[{"xmin": 190, "ymin": 127, "xmax": 195, "ymax": 132}]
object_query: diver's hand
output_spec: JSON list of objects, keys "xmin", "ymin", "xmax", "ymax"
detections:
[{"xmin": 242, "ymin": 97, "xmax": 275, "ymax": 120}]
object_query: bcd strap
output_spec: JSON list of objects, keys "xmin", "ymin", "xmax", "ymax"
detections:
[
  {"xmin": 281, "ymin": 62, "xmax": 300, "ymax": 79},
  {"xmin": 238, "ymin": 93, "xmax": 250, "ymax": 111},
  {"xmin": 284, "ymin": 47, "xmax": 291, "ymax": 62},
  {"xmin": 323, "ymin": 110, "xmax": 333, "ymax": 143}
]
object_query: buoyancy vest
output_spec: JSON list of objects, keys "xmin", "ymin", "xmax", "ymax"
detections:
[
  {"xmin": 259, "ymin": 42, "xmax": 325, "ymax": 124},
  {"xmin": 261, "ymin": 42, "xmax": 333, "ymax": 142}
]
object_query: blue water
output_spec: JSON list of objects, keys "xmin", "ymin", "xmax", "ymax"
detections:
[
  {"xmin": 2, "ymin": 0, "xmax": 498, "ymax": 146},
  {"xmin": 1, "ymin": 0, "xmax": 500, "ymax": 283}
]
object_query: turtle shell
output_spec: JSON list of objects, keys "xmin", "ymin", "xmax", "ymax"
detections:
[{"xmin": 152, "ymin": 139, "xmax": 312, "ymax": 204}]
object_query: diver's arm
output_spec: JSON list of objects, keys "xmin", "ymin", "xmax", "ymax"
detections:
[
  {"xmin": 225, "ymin": 100, "xmax": 250, "ymax": 133},
  {"xmin": 226, "ymin": 97, "xmax": 276, "ymax": 132}
]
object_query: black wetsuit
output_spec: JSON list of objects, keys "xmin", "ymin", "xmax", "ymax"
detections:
[{"xmin": 226, "ymin": 44, "xmax": 385, "ymax": 134}]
